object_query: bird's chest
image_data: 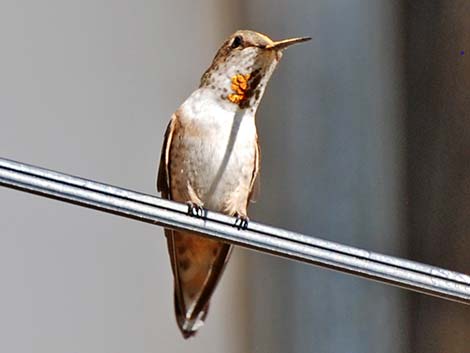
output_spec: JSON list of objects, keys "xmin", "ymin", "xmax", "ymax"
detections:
[{"xmin": 170, "ymin": 106, "xmax": 256, "ymax": 208}]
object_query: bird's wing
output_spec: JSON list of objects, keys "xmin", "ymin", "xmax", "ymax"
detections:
[
  {"xmin": 248, "ymin": 135, "xmax": 261, "ymax": 203},
  {"xmin": 157, "ymin": 113, "xmax": 192, "ymax": 335},
  {"xmin": 156, "ymin": 113, "xmax": 179, "ymax": 278},
  {"xmin": 157, "ymin": 113, "xmax": 231, "ymax": 338},
  {"xmin": 157, "ymin": 114, "xmax": 178, "ymax": 199}
]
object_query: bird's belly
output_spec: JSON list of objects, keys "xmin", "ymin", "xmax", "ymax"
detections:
[{"xmin": 170, "ymin": 116, "xmax": 256, "ymax": 214}]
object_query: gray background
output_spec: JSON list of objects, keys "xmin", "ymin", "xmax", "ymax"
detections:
[{"xmin": 1, "ymin": 1, "xmax": 468, "ymax": 352}]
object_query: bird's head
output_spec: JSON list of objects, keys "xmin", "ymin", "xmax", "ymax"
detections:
[{"xmin": 200, "ymin": 30, "xmax": 310, "ymax": 110}]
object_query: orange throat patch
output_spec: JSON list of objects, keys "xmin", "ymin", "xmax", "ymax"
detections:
[{"xmin": 227, "ymin": 73, "xmax": 251, "ymax": 105}]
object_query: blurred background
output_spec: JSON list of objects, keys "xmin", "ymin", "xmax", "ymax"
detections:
[{"xmin": 0, "ymin": 0, "xmax": 468, "ymax": 352}]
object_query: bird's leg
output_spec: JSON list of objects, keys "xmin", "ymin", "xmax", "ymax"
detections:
[
  {"xmin": 186, "ymin": 201, "xmax": 206, "ymax": 219},
  {"xmin": 234, "ymin": 212, "xmax": 249, "ymax": 230}
]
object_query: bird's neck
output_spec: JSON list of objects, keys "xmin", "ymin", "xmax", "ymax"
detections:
[{"xmin": 199, "ymin": 60, "xmax": 278, "ymax": 114}]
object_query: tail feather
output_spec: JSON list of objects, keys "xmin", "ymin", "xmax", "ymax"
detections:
[
  {"xmin": 165, "ymin": 229, "xmax": 232, "ymax": 338},
  {"xmin": 176, "ymin": 298, "xmax": 209, "ymax": 338}
]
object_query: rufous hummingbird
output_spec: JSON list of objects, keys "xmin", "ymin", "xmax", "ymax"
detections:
[{"xmin": 157, "ymin": 30, "xmax": 310, "ymax": 338}]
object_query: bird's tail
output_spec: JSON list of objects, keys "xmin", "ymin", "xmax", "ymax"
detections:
[{"xmin": 165, "ymin": 229, "xmax": 232, "ymax": 338}]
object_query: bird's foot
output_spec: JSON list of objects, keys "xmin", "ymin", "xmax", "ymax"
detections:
[
  {"xmin": 186, "ymin": 202, "xmax": 206, "ymax": 218},
  {"xmin": 234, "ymin": 213, "xmax": 249, "ymax": 230}
]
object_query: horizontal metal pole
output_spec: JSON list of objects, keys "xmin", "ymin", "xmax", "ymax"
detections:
[{"xmin": 1, "ymin": 157, "xmax": 470, "ymax": 305}]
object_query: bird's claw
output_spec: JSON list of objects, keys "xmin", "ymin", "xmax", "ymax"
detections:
[
  {"xmin": 186, "ymin": 202, "xmax": 206, "ymax": 218},
  {"xmin": 234, "ymin": 214, "xmax": 249, "ymax": 230}
]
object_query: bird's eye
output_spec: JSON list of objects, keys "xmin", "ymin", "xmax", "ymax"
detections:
[{"xmin": 231, "ymin": 35, "xmax": 243, "ymax": 49}]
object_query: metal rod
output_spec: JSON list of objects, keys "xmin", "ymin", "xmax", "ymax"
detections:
[{"xmin": 1, "ymin": 157, "xmax": 469, "ymax": 304}]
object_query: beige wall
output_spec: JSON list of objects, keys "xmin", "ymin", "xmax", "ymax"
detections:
[{"xmin": 0, "ymin": 1, "xmax": 248, "ymax": 352}]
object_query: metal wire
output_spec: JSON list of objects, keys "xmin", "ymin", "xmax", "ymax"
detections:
[{"xmin": 1, "ymin": 156, "xmax": 469, "ymax": 305}]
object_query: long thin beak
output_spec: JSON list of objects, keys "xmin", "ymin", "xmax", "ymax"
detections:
[{"xmin": 266, "ymin": 36, "xmax": 311, "ymax": 50}]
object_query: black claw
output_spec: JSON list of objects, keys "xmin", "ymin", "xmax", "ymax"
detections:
[
  {"xmin": 186, "ymin": 202, "xmax": 206, "ymax": 218},
  {"xmin": 234, "ymin": 214, "xmax": 249, "ymax": 230}
]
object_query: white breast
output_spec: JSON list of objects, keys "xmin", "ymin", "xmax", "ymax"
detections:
[{"xmin": 172, "ymin": 88, "xmax": 257, "ymax": 213}]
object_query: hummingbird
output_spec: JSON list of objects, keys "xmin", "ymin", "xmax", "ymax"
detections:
[{"xmin": 157, "ymin": 30, "xmax": 310, "ymax": 338}]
